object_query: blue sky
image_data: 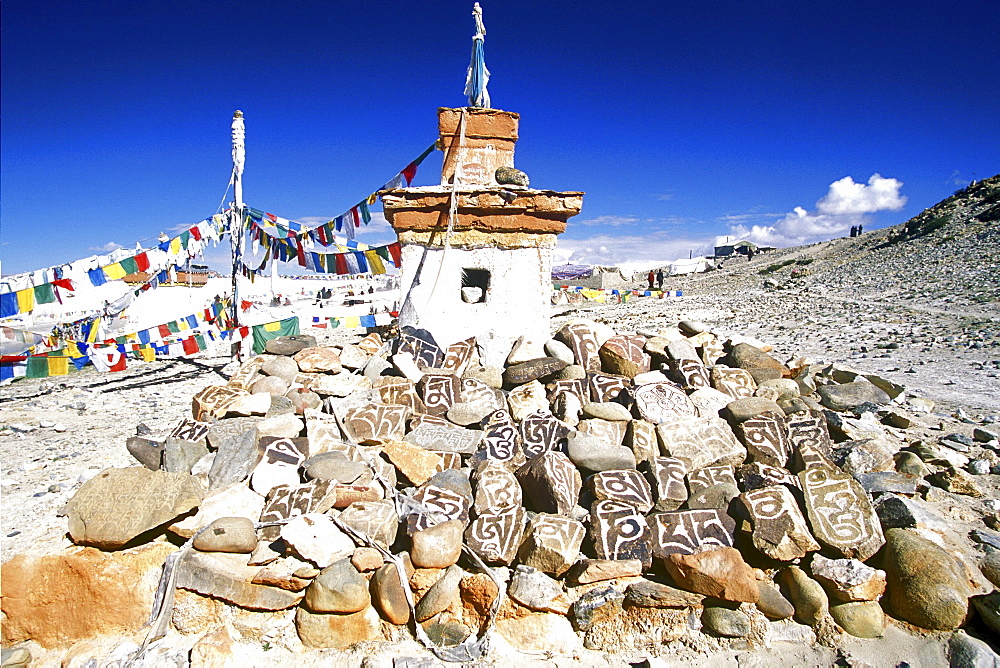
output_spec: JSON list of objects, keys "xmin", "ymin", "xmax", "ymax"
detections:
[{"xmin": 2, "ymin": 0, "xmax": 998, "ymax": 276}]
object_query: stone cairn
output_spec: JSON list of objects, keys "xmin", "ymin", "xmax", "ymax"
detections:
[{"xmin": 6, "ymin": 317, "xmax": 999, "ymax": 661}]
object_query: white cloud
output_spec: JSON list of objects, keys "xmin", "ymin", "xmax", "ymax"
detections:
[
  {"xmin": 576, "ymin": 215, "xmax": 642, "ymax": 227},
  {"xmin": 723, "ymin": 174, "xmax": 906, "ymax": 247},
  {"xmin": 89, "ymin": 241, "xmax": 124, "ymax": 251},
  {"xmin": 815, "ymin": 174, "xmax": 906, "ymax": 215}
]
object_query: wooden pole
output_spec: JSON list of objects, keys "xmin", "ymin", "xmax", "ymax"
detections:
[{"xmin": 231, "ymin": 110, "xmax": 245, "ymax": 359}]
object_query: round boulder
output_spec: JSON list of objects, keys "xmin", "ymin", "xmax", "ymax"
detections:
[{"xmin": 193, "ymin": 517, "xmax": 258, "ymax": 553}]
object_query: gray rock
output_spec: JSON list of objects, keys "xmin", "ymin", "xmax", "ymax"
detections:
[
  {"xmin": 251, "ymin": 375, "xmax": 290, "ymax": 396},
  {"xmin": 882, "ymin": 528, "xmax": 970, "ymax": 630},
  {"xmin": 554, "ymin": 364, "xmax": 587, "ymax": 380},
  {"xmin": 948, "ymin": 631, "xmax": 1000, "ymax": 668},
  {"xmin": 582, "ymin": 402, "xmax": 633, "ymax": 422},
  {"xmin": 982, "ymin": 552, "xmax": 1000, "ymax": 588},
  {"xmin": 496, "ymin": 166, "xmax": 529, "ymax": 187},
  {"xmin": 265, "ymin": 335, "xmax": 316, "ymax": 356},
  {"xmin": 569, "ymin": 584, "xmax": 624, "ymax": 632},
  {"xmin": 462, "ymin": 364, "xmax": 504, "ymax": 389},
  {"xmin": 126, "ymin": 436, "xmax": 163, "ymax": 471},
  {"xmin": 566, "ymin": 432, "xmax": 636, "ymax": 472},
  {"xmin": 894, "ymin": 451, "xmax": 931, "ymax": 477},
  {"xmin": 304, "ymin": 452, "xmax": 369, "ymax": 484},
  {"xmin": 686, "ymin": 482, "xmax": 740, "ymax": 510},
  {"xmin": 678, "ymin": 320, "xmax": 708, "ymax": 335},
  {"xmin": 266, "ymin": 394, "xmax": 296, "ymax": 417},
  {"xmin": 415, "ymin": 564, "xmax": 464, "ymax": 622},
  {"xmin": 261, "ymin": 355, "xmax": 300, "ymax": 381},
  {"xmin": 971, "ymin": 591, "xmax": 1000, "ymax": 635},
  {"xmin": 544, "ymin": 339, "xmax": 576, "ymax": 365},
  {"xmin": 624, "ymin": 580, "xmax": 704, "ymax": 608},
  {"xmin": 207, "ymin": 418, "xmax": 261, "ymax": 490},
  {"xmin": 721, "ymin": 397, "xmax": 784, "ymax": 424},
  {"xmin": 973, "ymin": 426, "xmax": 1000, "ymax": 443},
  {"xmin": 702, "ymin": 606, "xmax": 751, "ymax": 637},
  {"xmin": 777, "ymin": 565, "xmax": 828, "ymax": 627},
  {"xmin": 163, "ymin": 436, "xmax": 209, "ymax": 474},
  {"xmin": 816, "ymin": 381, "xmax": 890, "ymax": 411},
  {"xmin": 508, "ymin": 566, "xmax": 571, "ymax": 614},
  {"xmin": 193, "ymin": 516, "xmax": 258, "ymax": 553},
  {"xmin": 362, "ymin": 355, "xmax": 393, "ymax": 380},
  {"xmin": 176, "ymin": 551, "xmax": 302, "ymax": 610},
  {"xmin": 829, "ymin": 601, "xmax": 885, "ymax": 638},
  {"xmin": 446, "ymin": 401, "xmax": 494, "ymax": 426},
  {"xmin": 756, "ymin": 582, "xmax": 795, "ymax": 619},
  {"xmin": 303, "ymin": 558, "xmax": 371, "ymax": 613}
]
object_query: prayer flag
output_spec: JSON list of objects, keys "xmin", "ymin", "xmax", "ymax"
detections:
[
  {"xmin": 365, "ymin": 250, "xmax": 385, "ymax": 274},
  {"xmin": 120, "ymin": 257, "xmax": 139, "ymax": 275},
  {"xmin": 103, "ymin": 263, "xmax": 127, "ymax": 280},
  {"xmin": 34, "ymin": 283, "xmax": 56, "ymax": 305},
  {"xmin": 387, "ymin": 242, "xmax": 402, "ymax": 267},
  {"xmin": 0, "ymin": 293, "xmax": 18, "ymax": 318},
  {"xmin": 354, "ymin": 251, "xmax": 369, "ymax": 273},
  {"xmin": 16, "ymin": 289, "xmax": 35, "ymax": 313},
  {"xmin": 185, "ymin": 315, "xmax": 198, "ymax": 329},
  {"xmin": 182, "ymin": 337, "xmax": 199, "ymax": 355},
  {"xmin": 88, "ymin": 268, "xmax": 107, "ymax": 286},
  {"xmin": 47, "ymin": 356, "xmax": 69, "ymax": 376},
  {"xmin": 251, "ymin": 317, "xmax": 300, "ymax": 354}
]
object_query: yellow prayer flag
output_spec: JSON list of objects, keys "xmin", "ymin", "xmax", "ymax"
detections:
[
  {"xmin": 365, "ymin": 250, "xmax": 385, "ymax": 274},
  {"xmin": 139, "ymin": 347, "xmax": 156, "ymax": 362},
  {"xmin": 177, "ymin": 319, "xmax": 189, "ymax": 331},
  {"xmin": 103, "ymin": 263, "xmax": 127, "ymax": 280},
  {"xmin": 263, "ymin": 321, "xmax": 282, "ymax": 332},
  {"xmin": 366, "ymin": 193, "xmax": 378, "ymax": 206},
  {"xmin": 169, "ymin": 237, "xmax": 182, "ymax": 254},
  {"xmin": 47, "ymin": 356, "xmax": 69, "ymax": 376},
  {"xmin": 16, "ymin": 288, "xmax": 35, "ymax": 313},
  {"xmin": 342, "ymin": 316, "xmax": 361, "ymax": 329},
  {"xmin": 126, "ymin": 333, "xmax": 139, "ymax": 342}
]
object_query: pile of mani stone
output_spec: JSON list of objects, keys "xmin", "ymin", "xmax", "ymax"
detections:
[{"xmin": 31, "ymin": 318, "xmax": 1000, "ymax": 658}]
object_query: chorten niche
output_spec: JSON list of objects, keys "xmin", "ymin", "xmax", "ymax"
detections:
[{"xmin": 381, "ymin": 107, "xmax": 583, "ymax": 366}]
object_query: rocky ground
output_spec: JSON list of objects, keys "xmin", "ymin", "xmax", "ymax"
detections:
[{"xmin": 1, "ymin": 177, "xmax": 999, "ymax": 667}]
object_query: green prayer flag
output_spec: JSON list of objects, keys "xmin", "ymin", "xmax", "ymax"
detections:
[
  {"xmin": 251, "ymin": 317, "xmax": 300, "ymax": 354},
  {"xmin": 33, "ymin": 283, "xmax": 56, "ymax": 304},
  {"xmin": 167, "ymin": 321, "xmax": 181, "ymax": 334},
  {"xmin": 120, "ymin": 257, "xmax": 139, "ymax": 275},
  {"xmin": 26, "ymin": 356, "xmax": 49, "ymax": 378}
]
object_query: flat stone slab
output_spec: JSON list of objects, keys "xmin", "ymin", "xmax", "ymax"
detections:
[
  {"xmin": 405, "ymin": 421, "xmax": 483, "ymax": 454},
  {"xmin": 176, "ymin": 551, "xmax": 303, "ymax": 611},
  {"xmin": 66, "ymin": 467, "xmax": 204, "ymax": 549}
]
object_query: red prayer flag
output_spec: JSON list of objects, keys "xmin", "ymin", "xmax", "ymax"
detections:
[
  {"xmin": 51, "ymin": 278, "xmax": 75, "ymax": 291},
  {"xmin": 190, "ymin": 226, "xmax": 202, "ymax": 241},
  {"xmin": 134, "ymin": 252, "xmax": 150, "ymax": 272},
  {"xmin": 334, "ymin": 253, "xmax": 349, "ymax": 275},
  {"xmin": 402, "ymin": 162, "xmax": 418, "ymax": 186},
  {"xmin": 240, "ymin": 300, "xmax": 253, "ymax": 311},
  {"xmin": 158, "ymin": 324, "xmax": 171, "ymax": 338},
  {"xmin": 266, "ymin": 213, "xmax": 277, "ymax": 222},
  {"xmin": 295, "ymin": 239, "xmax": 307, "ymax": 267},
  {"xmin": 182, "ymin": 337, "xmax": 199, "ymax": 355},
  {"xmin": 351, "ymin": 207, "xmax": 361, "ymax": 228},
  {"xmin": 387, "ymin": 242, "xmax": 402, "ymax": 267}
]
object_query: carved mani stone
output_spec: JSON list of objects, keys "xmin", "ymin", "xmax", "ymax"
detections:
[
  {"xmin": 798, "ymin": 467, "xmax": 885, "ymax": 561},
  {"xmin": 649, "ymin": 509, "xmax": 735, "ymax": 559},
  {"xmin": 577, "ymin": 418, "xmax": 626, "ymax": 447},
  {"xmin": 666, "ymin": 358, "xmax": 711, "ymax": 390},
  {"xmin": 738, "ymin": 461, "xmax": 801, "ymax": 491},
  {"xmin": 405, "ymin": 421, "xmax": 483, "ymax": 454},
  {"xmin": 227, "ymin": 355, "xmax": 265, "ymax": 391},
  {"xmin": 518, "ymin": 513, "xmax": 586, "ymax": 575},
  {"xmin": 478, "ymin": 409, "xmax": 524, "ymax": 466},
  {"xmin": 373, "ymin": 377, "xmax": 421, "ymax": 412},
  {"xmin": 787, "ymin": 414, "xmax": 835, "ymax": 472},
  {"xmin": 687, "ymin": 465, "xmax": 737, "ymax": 496},
  {"xmin": 259, "ymin": 480, "xmax": 337, "ymax": 540},
  {"xmin": 250, "ymin": 437, "xmax": 309, "ymax": 496},
  {"xmin": 397, "ymin": 326, "xmax": 444, "ymax": 369},
  {"xmin": 633, "ymin": 382, "xmax": 697, "ymax": 424},
  {"xmin": 590, "ymin": 499, "xmax": 653, "ymax": 568},
  {"xmin": 547, "ymin": 378, "xmax": 587, "ymax": 404},
  {"xmin": 192, "ymin": 385, "xmax": 248, "ymax": 422},
  {"xmin": 740, "ymin": 485, "xmax": 819, "ymax": 561},
  {"xmin": 472, "ymin": 461, "xmax": 522, "ymax": 515},
  {"xmin": 710, "ymin": 367, "xmax": 757, "ymax": 399},
  {"xmin": 644, "ymin": 457, "xmax": 688, "ymax": 511},
  {"xmin": 170, "ymin": 418, "xmax": 212, "ymax": 445},
  {"xmin": 465, "ymin": 506, "xmax": 527, "ymax": 565},
  {"xmin": 442, "ymin": 336, "xmax": 476, "ymax": 375},
  {"xmin": 737, "ymin": 412, "xmax": 790, "ymax": 468},
  {"xmin": 404, "ymin": 485, "xmax": 471, "ymax": 534},
  {"xmin": 418, "ymin": 373, "xmax": 459, "ymax": 417},
  {"xmin": 656, "ymin": 417, "xmax": 746, "ymax": 470},
  {"xmin": 344, "ymin": 403, "xmax": 408, "ymax": 444},
  {"xmin": 626, "ymin": 419, "xmax": 659, "ymax": 467},
  {"xmin": 555, "ymin": 322, "xmax": 602, "ymax": 372},
  {"xmin": 588, "ymin": 469, "xmax": 654, "ymax": 513},
  {"xmin": 518, "ymin": 410, "xmax": 570, "ymax": 459},
  {"xmin": 516, "ymin": 450, "xmax": 582, "ymax": 515},
  {"xmin": 588, "ymin": 372, "xmax": 631, "ymax": 403}
]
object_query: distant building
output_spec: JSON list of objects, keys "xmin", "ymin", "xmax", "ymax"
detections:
[{"xmin": 713, "ymin": 240, "xmax": 773, "ymax": 257}]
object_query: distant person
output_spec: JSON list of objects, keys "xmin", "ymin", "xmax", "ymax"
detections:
[
  {"xmin": 647, "ymin": 270, "xmax": 655, "ymax": 290},
  {"xmin": 857, "ymin": 224, "xmax": 863, "ymax": 235},
  {"xmin": 850, "ymin": 225, "xmax": 857, "ymax": 237},
  {"xmin": 747, "ymin": 247, "xmax": 755, "ymax": 262},
  {"xmin": 656, "ymin": 269, "xmax": 664, "ymax": 289}
]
